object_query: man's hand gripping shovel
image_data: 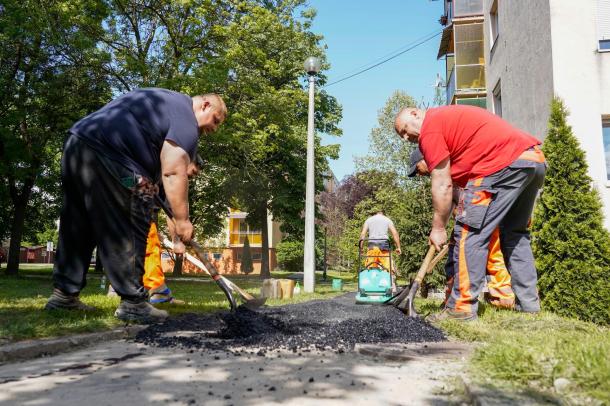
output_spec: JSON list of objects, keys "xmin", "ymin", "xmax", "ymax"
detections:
[
  {"xmin": 388, "ymin": 244, "xmax": 448, "ymax": 317},
  {"xmin": 155, "ymin": 195, "xmax": 266, "ymax": 312}
]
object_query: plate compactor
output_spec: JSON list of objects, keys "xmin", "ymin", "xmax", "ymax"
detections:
[{"xmin": 355, "ymin": 239, "xmax": 395, "ymax": 304}]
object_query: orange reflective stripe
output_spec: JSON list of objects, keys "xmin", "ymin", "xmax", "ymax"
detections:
[
  {"xmin": 486, "ymin": 227, "xmax": 508, "ymax": 276},
  {"xmin": 518, "ymin": 146, "xmax": 546, "ymax": 163},
  {"xmin": 471, "ymin": 190, "xmax": 493, "ymax": 206},
  {"xmin": 455, "ymin": 225, "xmax": 472, "ymax": 313}
]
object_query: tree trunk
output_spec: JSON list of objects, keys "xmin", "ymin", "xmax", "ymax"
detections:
[
  {"xmin": 6, "ymin": 197, "xmax": 28, "ymax": 276},
  {"xmin": 6, "ymin": 176, "xmax": 35, "ymax": 276},
  {"xmin": 172, "ymin": 253, "xmax": 183, "ymax": 276},
  {"xmin": 259, "ymin": 202, "xmax": 271, "ymax": 279}
]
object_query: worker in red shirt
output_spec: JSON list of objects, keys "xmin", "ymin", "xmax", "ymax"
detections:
[
  {"xmin": 408, "ymin": 148, "xmax": 516, "ymax": 310},
  {"xmin": 395, "ymin": 105, "xmax": 546, "ymax": 321}
]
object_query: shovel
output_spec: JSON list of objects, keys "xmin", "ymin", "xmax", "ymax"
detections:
[
  {"xmin": 162, "ymin": 237, "xmax": 266, "ymax": 310},
  {"xmin": 392, "ymin": 245, "xmax": 448, "ymax": 317},
  {"xmin": 154, "ymin": 195, "xmax": 265, "ymax": 311}
]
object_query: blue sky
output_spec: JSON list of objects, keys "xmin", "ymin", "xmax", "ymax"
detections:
[{"xmin": 307, "ymin": 0, "xmax": 445, "ymax": 181}]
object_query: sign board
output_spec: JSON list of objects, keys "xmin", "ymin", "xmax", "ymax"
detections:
[{"xmin": 47, "ymin": 241, "xmax": 54, "ymax": 252}]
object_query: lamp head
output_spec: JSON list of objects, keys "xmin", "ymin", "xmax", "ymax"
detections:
[{"xmin": 303, "ymin": 56, "xmax": 321, "ymax": 75}]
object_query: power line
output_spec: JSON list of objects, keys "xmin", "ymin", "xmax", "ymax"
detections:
[
  {"xmin": 330, "ymin": 29, "xmax": 442, "ymax": 79},
  {"xmin": 323, "ymin": 30, "xmax": 443, "ymax": 88}
]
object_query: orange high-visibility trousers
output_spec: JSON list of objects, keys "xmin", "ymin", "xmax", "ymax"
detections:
[
  {"xmin": 444, "ymin": 227, "xmax": 515, "ymax": 308},
  {"xmin": 142, "ymin": 222, "xmax": 166, "ymax": 291},
  {"xmin": 365, "ymin": 246, "xmax": 392, "ymax": 272},
  {"xmin": 484, "ymin": 227, "xmax": 515, "ymax": 308}
]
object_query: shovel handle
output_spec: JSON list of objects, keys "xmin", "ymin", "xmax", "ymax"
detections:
[
  {"xmin": 413, "ymin": 246, "xmax": 436, "ymax": 284},
  {"xmin": 426, "ymin": 244, "xmax": 449, "ymax": 274}
]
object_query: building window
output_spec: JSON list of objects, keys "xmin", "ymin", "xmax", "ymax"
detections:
[
  {"xmin": 229, "ymin": 218, "xmax": 262, "ymax": 245},
  {"xmin": 492, "ymin": 80, "xmax": 502, "ymax": 117},
  {"xmin": 489, "ymin": 0, "xmax": 499, "ymax": 50},
  {"xmin": 237, "ymin": 251, "xmax": 262, "ymax": 261},
  {"xmin": 454, "ymin": 23, "xmax": 486, "ymax": 91},
  {"xmin": 213, "ymin": 252, "xmax": 222, "ymax": 260},
  {"xmin": 603, "ymin": 119, "xmax": 610, "ymax": 181},
  {"xmin": 598, "ymin": 0, "xmax": 610, "ymax": 51}
]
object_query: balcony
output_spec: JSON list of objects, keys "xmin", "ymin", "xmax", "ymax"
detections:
[{"xmin": 453, "ymin": 0, "xmax": 483, "ymax": 18}]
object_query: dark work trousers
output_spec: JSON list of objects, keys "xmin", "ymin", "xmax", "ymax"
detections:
[
  {"xmin": 53, "ymin": 135, "xmax": 153, "ymax": 302},
  {"xmin": 447, "ymin": 152, "xmax": 546, "ymax": 314}
]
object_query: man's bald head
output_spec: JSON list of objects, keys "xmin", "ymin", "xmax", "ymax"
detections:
[
  {"xmin": 394, "ymin": 107, "xmax": 426, "ymax": 143},
  {"xmin": 192, "ymin": 93, "xmax": 227, "ymax": 134}
]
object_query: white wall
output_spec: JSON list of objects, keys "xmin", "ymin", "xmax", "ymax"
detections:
[{"xmin": 549, "ymin": 0, "xmax": 610, "ymax": 229}]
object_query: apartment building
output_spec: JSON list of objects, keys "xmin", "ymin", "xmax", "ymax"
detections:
[
  {"xmin": 483, "ymin": 0, "xmax": 610, "ymax": 229},
  {"xmin": 438, "ymin": 0, "xmax": 487, "ymax": 107}
]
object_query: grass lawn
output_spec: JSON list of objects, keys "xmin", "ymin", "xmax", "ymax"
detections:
[
  {"xmin": 415, "ymin": 300, "xmax": 610, "ymax": 404},
  {"xmin": 0, "ymin": 265, "xmax": 356, "ymax": 343}
]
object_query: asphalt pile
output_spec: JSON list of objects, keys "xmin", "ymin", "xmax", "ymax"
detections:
[{"xmin": 136, "ymin": 293, "xmax": 445, "ymax": 353}]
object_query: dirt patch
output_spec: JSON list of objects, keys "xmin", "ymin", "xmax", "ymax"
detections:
[{"xmin": 135, "ymin": 293, "xmax": 445, "ymax": 353}]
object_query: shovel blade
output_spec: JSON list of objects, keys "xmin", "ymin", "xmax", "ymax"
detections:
[
  {"xmin": 240, "ymin": 297, "xmax": 267, "ymax": 310},
  {"xmin": 396, "ymin": 281, "xmax": 420, "ymax": 317}
]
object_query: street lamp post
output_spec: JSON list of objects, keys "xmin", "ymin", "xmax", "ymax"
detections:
[{"xmin": 303, "ymin": 56, "xmax": 320, "ymax": 293}]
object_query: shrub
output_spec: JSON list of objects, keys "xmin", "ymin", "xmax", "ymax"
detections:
[
  {"xmin": 276, "ymin": 240, "xmax": 304, "ymax": 273},
  {"xmin": 241, "ymin": 236, "xmax": 253, "ymax": 275},
  {"xmin": 532, "ymin": 98, "xmax": 610, "ymax": 324}
]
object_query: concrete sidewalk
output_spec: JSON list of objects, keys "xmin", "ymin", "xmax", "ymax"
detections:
[{"xmin": 0, "ymin": 338, "xmax": 470, "ymax": 405}]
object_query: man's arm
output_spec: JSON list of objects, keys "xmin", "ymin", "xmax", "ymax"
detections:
[
  {"xmin": 388, "ymin": 223, "xmax": 402, "ymax": 255},
  {"xmin": 160, "ymin": 140, "xmax": 193, "ymax": 252},
  {"xmin": 429, "ymin": 157, "xmax": 453, "ymax": 250},
  {"xmin": 359, "ymin": 222, "xmax": 369, "ymax": 251}
]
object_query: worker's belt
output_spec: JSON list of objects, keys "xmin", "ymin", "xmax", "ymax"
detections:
[{"xmin": 517, "ymin": 145, "xmax": 545, "ymax": 163}]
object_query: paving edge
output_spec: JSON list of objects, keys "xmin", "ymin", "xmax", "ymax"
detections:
[{"xmin": 0, "ymin": 326, "xmax": 146, "ymax": 365}]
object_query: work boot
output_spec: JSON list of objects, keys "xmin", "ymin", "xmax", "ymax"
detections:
[
  {"xmin": 485, "ymin": 292, "xmax": 515, "ymax": 310},
  {"xmin": 426, "ymin": 307, "xmax": 477, "ymax": 323},
  {"xmin": 45, "ymin": 288, "xmax": 98, "ymax": 311},
  {"xmin": 114, "ymin": 300, "xmax": 168, "ymax": 324},
  {"xmin": 148, "ymin": 285, "xmax": 185, "ymax": 305}
]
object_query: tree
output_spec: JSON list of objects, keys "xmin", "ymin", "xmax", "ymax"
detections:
[
  {"xmin": 532, "ymin": 98, "xmax": 610, "ymax": 324},
  {"xmin": 98, "ymin": 0, "xmax": 236, "ymax": 238},
  {"xmin": 0, "ymin": 0, "xmax": 110, "ymax": 275},
  {"xmin": 339, "ymin": 90, "xmax": 443, "ymax": 290},
  {"xmin": 355, "ymin": 90, "xmax": 418, "ymax": 183},
  {"xmin": 219, "ymin": 1, "xmax": 341, "ymax": 278},
  {"xmin": 319, "ymin": 173, "xmax": 377, "ymax": 269},
  {"xmin": 241, "ymin": 236, "xmax": 253, "ymax": 275}
]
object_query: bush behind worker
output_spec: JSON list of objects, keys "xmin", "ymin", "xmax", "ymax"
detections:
[
  {"xmin": 46, "ymin": 88, "xmax": 226, "ymax": 323},
  {"xmin": 395, "ymin": 105, "xmax": 545, "ymax": 321}
]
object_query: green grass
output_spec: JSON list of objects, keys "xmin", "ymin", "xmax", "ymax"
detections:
[
  {"xmin": 0, "ymin": 267, "xmax": 355, "ymax": 343},
  {"xmin": 417, "ymin": 299, "xmax": 610, "ymax": 404}
]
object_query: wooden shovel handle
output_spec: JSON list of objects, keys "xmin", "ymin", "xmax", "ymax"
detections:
[
  {"xmin": 413, "ymin": 245, "xmax": 449, "ymax": 283},
  {"xmin": 426, "ymin": 244, "xmax": 449, "ymax": 274}
]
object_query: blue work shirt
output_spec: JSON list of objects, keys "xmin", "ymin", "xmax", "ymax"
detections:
[{"xmin": 70, "ymin": 88, "xmax": 199, "ymax": 182}]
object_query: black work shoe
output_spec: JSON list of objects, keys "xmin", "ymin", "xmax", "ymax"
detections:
[
  {"xmin": 426, "ymin": 308, "xmax": 477, "ymax": 323},
  {"xmin": 114, "ymin": 300, "xmax": 168, "ymax": 324},
  {"xmin": 45, "ymin": 288, "xmax": 98, "ymax": 311}
]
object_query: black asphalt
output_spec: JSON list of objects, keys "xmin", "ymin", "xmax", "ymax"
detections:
[{"xmin": 135, "ymin": 293, "xmax": 445, "ymax": 353}]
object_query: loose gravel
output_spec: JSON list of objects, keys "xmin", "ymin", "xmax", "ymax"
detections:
[{"xmin": 135, "ymin": 293, "xmax": 445, "ymax": 353}]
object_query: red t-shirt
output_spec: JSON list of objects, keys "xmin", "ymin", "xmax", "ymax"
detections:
[{"xmin": 419, "ymin": 105, "xmax": 541, "ymax": 187}]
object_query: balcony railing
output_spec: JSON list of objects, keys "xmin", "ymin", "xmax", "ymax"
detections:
[{"xmin": 446, "ymin": 67, "xmax": 456, "ymax": 105}]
